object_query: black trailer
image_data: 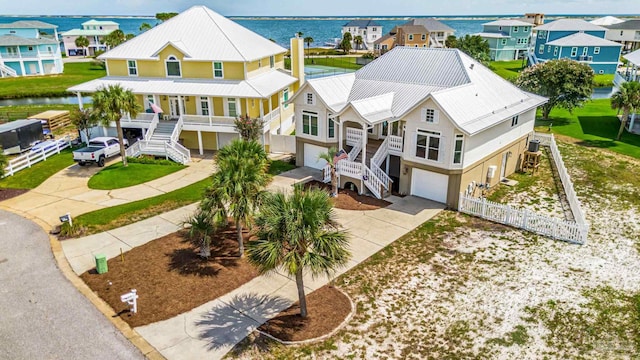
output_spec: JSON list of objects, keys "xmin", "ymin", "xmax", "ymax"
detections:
[{"xmin": 0, "ymin": 120, "xmax": 44, "ymax": 155}]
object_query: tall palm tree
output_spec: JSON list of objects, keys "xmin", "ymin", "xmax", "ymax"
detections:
[
  {"xmin": 105, "ymin": 29, "xmax": 126, "ymax": 48},
  {"xmin": 186, "ymin": 210, "xmax": 216, "ymax": 258},
  {"xmin": 139, "ymin": 23, "xmax": 152, "ymax": 32},
  {"xmin": 74, "ymin": 36, "xmax": 89, "ymax": 57},
  {"xmin": 318, "ymin": 147, "xmax": 339, "ymax": 198},
  {"xmin": 91, "ymin": 84, "xmax": 140, "ymax": 166},
  {"xmin": 353, "ymin": 35, "xmax": 363, "ymax": 51},
  {"xmin": 247, "ymin": 185, "xmax": 350, "ymax": 318},
  {"xmin": 201, "ymin": 140, "xmax": 270, "ymax": 256},
  {"xmin": 304, "ymin": 36, "xmax": 314, "ymax": 59},
  {"xmin": 611, "ymin": 81, "xmax": 640, "ymax": 140}
]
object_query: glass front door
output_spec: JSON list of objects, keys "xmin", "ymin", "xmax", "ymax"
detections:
[{"xmin": 169, "ymin": 97, "xmax": 185, "ymax": 117}]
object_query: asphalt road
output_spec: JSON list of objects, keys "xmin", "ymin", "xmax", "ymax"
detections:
[{"xmin": 0, "ymin": 210, "xmax": 143, "ymax": 360}]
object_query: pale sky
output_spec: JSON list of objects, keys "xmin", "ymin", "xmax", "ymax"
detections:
[{"xmin": 2, "ymin": 0, "xmax": 640, "ymax": 16}]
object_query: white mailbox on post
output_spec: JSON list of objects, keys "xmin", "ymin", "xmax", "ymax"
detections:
[{"xmin": 120, "ymin": 289, "xmax": 138, "ymax": 314}]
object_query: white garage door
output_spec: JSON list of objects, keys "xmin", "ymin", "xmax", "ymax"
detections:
[
  {"xmin": 304, "ymin": 143, "xmax": 328, "ymax": 170},
  {"xmin": 410, "ymin": 168, "xmax": 449, "ymax": 203},
  {"xmin": 217, "ymin": 133, "xmax": 240, "ymax": 150}
]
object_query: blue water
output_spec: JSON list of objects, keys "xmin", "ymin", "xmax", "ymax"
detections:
[{"xmin": 0, "ymin": 15, "xmax": 500, "ymax": 48}]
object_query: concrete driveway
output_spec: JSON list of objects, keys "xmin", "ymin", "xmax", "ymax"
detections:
[
  {"xmin": 0, "ymin": 209, "xmax": 144, "ymax": 360},
  {"xmin": 0, "ymin": 156, "xmax": 214, "ymax": 230}
]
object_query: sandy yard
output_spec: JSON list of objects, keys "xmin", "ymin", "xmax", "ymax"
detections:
[{"xmin": 230, "ymin": 140, "xmax": 640, "ymax": 359}]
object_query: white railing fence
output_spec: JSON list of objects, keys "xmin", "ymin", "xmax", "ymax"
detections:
[
  {"xmin": 346, "ymin": 127, "xmax": 363, "ymax": 146},
  {"xmin": 3, "ymin": 137, "xmax": 71, "ymax": 177},
  {"xmin": 388, "ymin": 135, "xmax": 403, "ymax": 155},
  {"xmin": 347, "ymin": 141, "xmax": 362, "ymax": 162},
  {"xmin": 363, "ymin": 166, "xmax": 383, "ymax": 199},
  {"xmin": 371, "ymin": 136, "xmax": 389, "ymax": 166},
  {"xmin": 125, "ymin": 141, "xmax": 141, "ymax": 158},
  {"xmin": 144, "ymin": 115, "xmax": 159, "ymax": 141},
  {"xmin": 532, "ymin": 132, "xmax": 588, "ymax": 229},
  {"xmin": 459, "ymin": 194, "xmax": 587, "ymax": 244},
  {"xmin": 370, "ymin": 162, "xmax": 391, "ymax": 192},
  {"xmin": 171, "ymin": 116, "xmax": 184, "ymax": 142},
  {"xmin": 165, "ymin": 141, "xmax": 191, "ymax": 164},
  {"xmin": 336, "ymin": 159, "xmax": 362, "ymax": 179},
  {"xmin": 323, "ymin": 165, "xmax": 332, "ymax": 183}
]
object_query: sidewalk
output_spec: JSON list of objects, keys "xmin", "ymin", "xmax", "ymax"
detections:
[
  {"xmin": 61, "ymin": 167, "xmax": 445, "ymax": 360},
  {"xmin": 0, "ymin": 156, "xmax": 214, "ymax": 229}
]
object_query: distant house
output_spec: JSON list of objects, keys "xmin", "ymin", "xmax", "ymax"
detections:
[
  {"xmin": 69, "ymin": 6, "xmax": 303, "ymax": 161},
  {"xmin": 523, "ymin": 13, "xmax": 545, "ymax": 26},
  {"xmin": 289, "ymin": 47, "xmax": 546, "ymax": 207},
  {"xmin": 342, "ymin": 20, "xmax": 382, "ymax": 50},
  {"xmin": 614, "ymin": 48, "xmax": 640, "ymax": 134},
  {"xmin": 590, "ymin": 16, "xmax": 624, "ymax": 27},
  {"xmin": 61, "ymin": 19, "xmax": 120, "ymax": 56},
  {"xmin": 373, "ymin": 18, "xmax": 455, "ymax": 55},
  {"xmin": 478, "ymin": 19, "xmax": 533, "ymax": 61},
  {"xmin": 0, "ymin": 20, "xmax": 63, "ymax": 77},
  {"xmin": 534, "ymin": 19, "xmax": 622, "ymax": 74},
  {"xmin": 605, "ymin": 20, "xmax": 640, "ymax": 53}
]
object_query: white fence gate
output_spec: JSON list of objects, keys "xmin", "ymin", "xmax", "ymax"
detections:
[
  {"xmin": 270, "ymin": 134, "xmax": 296, "ymax": 154},
  {"xmin": 458, "ymin": 132, "xmax": 589, "ymax": 245},
  {"xmin": 3, "ymin": 137, "xmax": 72, "ymax": 177}
]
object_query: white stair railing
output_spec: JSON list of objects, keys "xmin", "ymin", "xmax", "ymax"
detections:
[
  {"xmin": 370, "ymin": 162, "xmax": 392, "ymax": 191},
  {"xmin": 388, "ymin": 135, "xmax": 403, "ymax": 155},
  {"xmin": 363, "ymin": 166, "xmax": 383, "ymax": 199},
  {"xmin": 348, "ymin": 141, "xmax": 362, "ymax": 162},
  {"xmin": 164, "ymin": 141, "xmax": 191, "ymax": 164},
  {"xmin": 0, "ymin": 63, "xmax": 17, "ymax": 77},
  {"xmin": 144, "ymin": 115, "xmax": 159, "ymax": 141},
  {"xmin": 346, "ymin": 127, "xmax": 363, "ymax": 146},
  {"xmin": 170, "ymin": 116, "xmax": 184, "ymax": 143},
  {"xmin": 371, "ymin": 136, "xmax": 389, "ymax": 166},
  {"xmin": 125, "ymin": 141, "xmax": 141, "ymax": 158}
]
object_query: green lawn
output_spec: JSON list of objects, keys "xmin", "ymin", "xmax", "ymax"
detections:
[
  {"xmin": 0, "ymin": 62, "xmax": 106, "ymax": 99},
  {"xmin": 0, "ymin": 104, "xmax": 78, "ymax": 122},
  {"xmin": 490, "ymin": 60, "xmax": 526, "ymax": 82},
  {"xmin": 75, "ymin": 178, "xmax": 210, "ymax": 234},
  {"xmin": 0, "ymin": 149, "xmax": 75, "ymax": 189},
  {"xmin": 305, "ymin": 56, "xmax": 363, "ymax": 70},
  {"xmin": 268, "ymin": 159, "xmax": 296, "ymax": 175},
  {"xmin": 593, "ymin": 73, "xmax": 614, "ymax": 87},
  {"xmin": 87, "ymin": 162, "xmax": 185, "ymax": 190},
  {"xmin": 535, "ymin": 98, "xmax": 640, "ymax": 159}
]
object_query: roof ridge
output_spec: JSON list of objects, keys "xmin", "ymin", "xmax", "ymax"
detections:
[{"xmin": 202, "ymin": 7, "xmax": 248, "ymax": 62}]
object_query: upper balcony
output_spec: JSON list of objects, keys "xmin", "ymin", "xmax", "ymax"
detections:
[{"xmin": 0, "ymin": 50, "xmax": 58, "ymax": 60}]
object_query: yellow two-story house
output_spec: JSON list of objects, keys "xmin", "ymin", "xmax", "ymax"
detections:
[{"xmin": 69, "ymin": 5, "xmax": 304, "ymax": 162}]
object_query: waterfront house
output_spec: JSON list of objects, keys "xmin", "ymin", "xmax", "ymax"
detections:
[
  {"xmin": 605, "ymin": 20, "xmax": 640, "ymax": 53},
  {"xmin": 289, "ymin": 47, "xmax": 546, "ymax": 207},
  {"xmin": 477, "ymin": 19, "xmax": 533, "ymax": 61},
  {"xmin": 373, "ymin": 18, "xmax": 455, "ymax": 55},
  {"xmin": 0, "ymin": 20, "xmax": 63, "ymax": 77},
  {"xmin": 342, "ymin": 20, "xmax": 382, "ymax": 50},
  {"xmin": 68, "ymin": 6, "xmax": 303, "ymax": 162},
  {"xmin": 590, "ymin": 16, "xmax": 624, "ymax": 27},
  {"xmin": 533, "ymin": 19, "xmax": 622, "ymax": 74},
  {"xmin": 61, "ymin": 19, "xmax": 120, "ymax": 56},
  {"xmin": 613, "ymin": 48, "xmax": 640, "ymax": 134}
]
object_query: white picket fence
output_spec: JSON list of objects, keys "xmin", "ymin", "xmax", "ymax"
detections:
[
  {"xmin": 3, "ymin": 137, "xmax": 72, "ymax": 177},
  {"xmin": 458, "ymin": 194, "xmax": 588, "ymax": 244},
  {"xmin": 458, "ymin": 132, "xmax": 589, "ymax": 245}
]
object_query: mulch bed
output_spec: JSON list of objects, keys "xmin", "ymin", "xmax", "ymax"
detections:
[
  {"xmin": 258, "ymin": 285, "xmax": 352, "ymax": 342},
  {"xmin": 0, "ymin": 188, "xmax": 28, "ymax": 201},
  {"xmin": 305, "ymin": 180, "xmax": 391, "ymax": 211},
  {"xmin": 80, "ymin": 225, "xmax": 259, "ymax": 327}
]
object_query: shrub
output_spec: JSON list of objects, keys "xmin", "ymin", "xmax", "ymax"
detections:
[
  {"xmin": 234, "ymin": 115, "xmax": 265, "ymax": 142},
  {"xmin": 126, "ymin": 156, "xmax": 180, "ymax": 166}
]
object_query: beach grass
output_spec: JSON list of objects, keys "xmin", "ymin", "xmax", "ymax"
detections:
[{"xmin": 0, "ymin": 62, "xmax": 105, "ymax": 100}]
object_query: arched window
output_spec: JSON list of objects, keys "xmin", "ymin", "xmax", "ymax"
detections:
[{"xmin": 165, "ymin": 55, "xmax": 181, "ymax": 77}]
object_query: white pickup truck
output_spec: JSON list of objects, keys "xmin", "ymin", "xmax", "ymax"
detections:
[{"xmin": 73, "ymin": 137, "xmax": 128, "ymax": 167}]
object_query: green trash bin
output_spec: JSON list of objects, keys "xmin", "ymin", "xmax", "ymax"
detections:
[{"xmin": 95, "ymin": 254, "xmax": 108, "ymax": 274}]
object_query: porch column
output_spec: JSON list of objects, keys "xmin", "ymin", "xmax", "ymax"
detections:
[
  {"xmin": 16, "ymin": 47, "xmax": 25, "ymax": 75},
  {"xmin": 361, "ymin": 123, "xmax": 367, "ymax": 166},
  {"xmin": 178, "ymin": 95, "xmax": 184, "ymax": 116},
  {"xmin": 338, "ymin": 117, "xmax": 343, "ymax": 150},
  {"xmin": 207, "ymin": 97, "xmax": 212, "ymax": 124},
  {"xmin": 197, "ymin": 130, "xmax": 203, "ymax": 155},
  {"xmin": 76, "ymin": 92, "xmax": 83, "ymax": 109}
]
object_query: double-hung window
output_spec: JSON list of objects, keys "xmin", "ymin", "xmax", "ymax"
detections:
[
  {"xmin": 283, "ymin": 88, "xmax": 289, "ymax": 109},
  {"xmin": 501, "ymin": 39, "xmax": 507, "ymax": 45},
  {"xmin": 269, "ymin": 55, "xmax": 275, "ymax": 68},
  {"xmin": 453, "ymin": 134, "xmax": 464, "ymax": 164},
  {"xmin": 327, "ymin": 114, "xmax": 335, "ymax": 139},
  {"xmin": 127, "ymin": 60, "xmax": 137, "ymax": 76},
  {"xmin": 421, "ymin": 34, "xmax": 426, "ymax": 41},
  {"xmin": 423, "ymin": 108, "xmax": 438, "ymax": 123},
  {"xmin": 408, "ymin": 34, "xmax": 414, "ymax": 41},
  {"xmin": 213, "ymin": 62, "xmax": 223, "ymax": 78},
  {"xmin": 513, "ymin": 26, "xmax": 519, "ymax": 32},
  {"xmin": 416, "ymin": 130, "xmax": 440, "ymax": 161},
  {"xmin": 302, "ymin": 111, "xmax": 318, "ymax": 136},
  {"xmin": 594, "ymin": 47, "xmax": 600, "ymax": 55},
  {"xmin": 306, "ymin": 92, "xmax": 315, "ymax": 105},
  {"xmin": 227, "ymin": 98, "xmax": 238, "ymax": 117},
  {"xmin": 571, "ymin": 47, "xmax": 578, "ymax": 57}
]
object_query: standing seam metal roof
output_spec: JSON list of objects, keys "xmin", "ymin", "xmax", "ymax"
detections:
[
  {"xmin": 0, "ymin": 20, "xmax": 57, "ymax": 29},
  {"xmin": 404, "ymin": 18, "xmax": 454, "ymax": 32},
  {"xmin": 0, "ymin": 34, "xmax": 58, "ymax": 46},
  {"xmin": 546, "ymin": 32, "xmax": 623, "ymax": 47},
  {"xmin": 534, "ymin": 19, "xmax": 607, "ymax": 32}
]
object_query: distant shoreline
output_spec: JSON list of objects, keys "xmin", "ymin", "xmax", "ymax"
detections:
[{"xmin": 1, "ymin": 14, "xmax": 639, "ymax": 21}]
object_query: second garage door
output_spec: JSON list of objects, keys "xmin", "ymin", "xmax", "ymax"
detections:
[
  {"xmin": 304, "ymin": 143, "xmax": 328, "ymax": 170},
  {"xmin": 410, "ymin": 168, "xmax": 449, "ymax": 204}
]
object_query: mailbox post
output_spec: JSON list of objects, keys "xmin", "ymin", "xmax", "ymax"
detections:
[{"xmin": 120, "ymin": 289, "xmax": 138, "ymax": 314}]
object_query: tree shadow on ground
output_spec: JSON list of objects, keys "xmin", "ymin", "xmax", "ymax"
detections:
[{"xmin": 195, "ymin": 292, "xmax": 292, "ymax": 351}]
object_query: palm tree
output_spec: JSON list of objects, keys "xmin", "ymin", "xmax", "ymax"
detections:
[
  {"xmin": 304, "ymin": 36, "xmax": 314, "ymax": 59},
  {"xmin": 611, "ymin": 81, "xmax": 640, "ymax": 140},
  {"xmin": 186, "ymin": 210, "xmax": 216, "ymax": 258},
  {"xmin": 139, "ymin": 23, "xmax": 152, "ymax": 32},
  {"xmin": 318, "ymin": 147, "xmax": 339, "ymax": 198},
  {"xmin": 104, "ymin": 29, "xmax": 126, "ymax": 48},
  {"xmin": 201, "ymin": 140, "xmax": 270, "ymax": 256},
  {"xmin": 74, "ymin": 36, "xmax": 89, "ymax": 57},
  {"xmin": 353, "ymin": 35, "xmax": 363, "ymax": 51},
  {"xmin": 247, "ymin": 185, "xmax": 350, "ymax": 318},
  {"xmin": 91, "ymin": 84, "xmax": 140, "ymax": 166}
]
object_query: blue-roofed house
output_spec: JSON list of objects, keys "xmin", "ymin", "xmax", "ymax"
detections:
[
  {"xmin": 477, "ymin": 19, "xmax": 533, "ymax": 61},
  {"xmin": 0, "ymin": 20, "xmax": 63, "ymax": 77},
  {"xmin": 533, "ymin": 19, "xmax": 622, "ymax": 74},
  {"xmin": 342, "ymin": 19, "xmax": 382, "ymax": 50}
]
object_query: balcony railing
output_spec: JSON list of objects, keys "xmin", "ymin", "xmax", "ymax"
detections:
[
  {"xmin": 0, "ymin": 51, "xmax": 57, "ymax": 59},
  {"xmin": 182, "ymin": 114, "xmax": 236, "ymax": 127}
]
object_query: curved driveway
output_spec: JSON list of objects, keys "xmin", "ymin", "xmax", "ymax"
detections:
[{"xmin": 0, "ymin": 210, "xmax": 144, "ymax": 359}]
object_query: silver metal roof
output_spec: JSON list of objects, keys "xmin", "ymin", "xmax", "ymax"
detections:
[
  {"xmin": 623, "ymin": 48, "xmax": 640, "ymax": 65},
  {"xmin": 483, "ymin": 19, "xmax": 532, "ymax": 27},
  {"xmin": 546, "ymin": 32, "xmax": 622, "ymax": 47},
  {"xmin": 0, "ymin": 34, "xmax": 58, "ymax": 46},
  {"xmin": 404, "ymin": 18, "xmax": 454, "ymax": 32},
  {"xmin": 0, "ymin": 20, "xmax": 57, "ymax": 29},
  {"xmin": 67, "ymin": 70, "xmax": 297, "ymax": 98},
  {"xmin": 99, "ymin": 6, "xmax": 287, "ymax": 62},
  {"xmin": 535, "ymin": 19, "xmax": 607, "ymax": 32}
]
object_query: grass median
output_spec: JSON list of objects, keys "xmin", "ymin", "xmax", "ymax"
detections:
[{"xmin": 87, "ymin": 160, "xmax": 185, "ymax": 190}]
